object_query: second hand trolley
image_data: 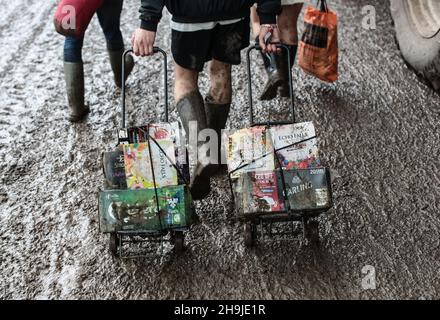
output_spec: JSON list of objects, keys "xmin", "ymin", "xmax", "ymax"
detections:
[
  {"xmin": 98, "ymin": 48, "xmax": 195, "ymax": 258},
  {"xmin": 227, "ymin": 44, "xmax": 334, "ymax": 248}
]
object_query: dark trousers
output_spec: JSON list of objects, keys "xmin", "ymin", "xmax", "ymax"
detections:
[{"xmin": 64, "ymin": 0, "xmax": 124, "ymax": 63}]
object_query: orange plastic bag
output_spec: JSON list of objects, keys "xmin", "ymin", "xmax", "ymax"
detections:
[{"xmin": 299, "ymin": 0, "xmax": 338, "ymax": 83}]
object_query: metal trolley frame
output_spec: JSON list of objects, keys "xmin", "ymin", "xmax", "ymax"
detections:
[
  {"xmin": 227, "ymin": 44, "xmax": 334, "ymax": 248},
  {"xmin": 100, "ymin": 48, "xmax": 194, "ymax": 258}
]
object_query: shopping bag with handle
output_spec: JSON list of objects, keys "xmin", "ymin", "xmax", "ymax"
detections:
[{"xmin": 299, "ymin": 0, "xmax": 338, "ymax": 83}]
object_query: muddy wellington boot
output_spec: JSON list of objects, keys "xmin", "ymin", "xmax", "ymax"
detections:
[
  {"xmin": 64, "ymin": 62, "xmax": 90, "ymax": 123},
  {"xmin": 108, "ymin": 49, "xmax": 135, "ymax": 88},
  {"xmin": 176, "ymin": 91, "xmax": 212, "ymax": 201},
  {"xmin": 279, "ymin": 45, "xmax": 298, "ymax": 98},
  {"xmin": 204, "ymin": 95, "xmax": 230, "ymax": 175},
  {"xmin": 257, "ymin": 37, "xmax": 284, "ymax": 101}
]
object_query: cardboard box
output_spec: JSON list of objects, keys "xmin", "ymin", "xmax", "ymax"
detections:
[
  {"xmin": 270, "ymin": 122, "xmax": 321, "ymax": 170},
  {"xmin": 225, "ymin": 126, "xmax": 275, "ymax": 179},
  {"xmin": 99, "ymin": 186, "xmax": 193, "ymax": 233},
  {"xmin": 278, "ymin": 168, "xmax": 332, "ymax": 211}
]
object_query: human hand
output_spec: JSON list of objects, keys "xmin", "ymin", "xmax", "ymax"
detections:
[
  {"xmin": 259, "ymin": 24, "xmax": 281, "ymax": 54},
  {"xmin": 131, "ymin": 28, "xmax": 156, "ymax": 56}
]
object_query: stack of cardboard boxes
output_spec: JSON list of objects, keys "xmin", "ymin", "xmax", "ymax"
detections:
[
  {"xmin": 99, "ymin": 122, "xmax": 192, "ymax": 233},
  {"xmin": 224, "ymin": 122, "xmax": 331, "ymax": 214}
]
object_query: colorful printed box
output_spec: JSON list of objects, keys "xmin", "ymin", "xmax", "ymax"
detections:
[
  {"xmin": 118, "ymin": 122, "xmax": 189, "ymax": 184},
  {"xmin": 102, "ymin": 150, "xmax": 127, "ymax": 189},
  {"xmin": 278, "ymin": 168, "xmax": 332, "ymax": 211},
  {"xmin": 225, "ymin": 126, "xmax": 275, "ymax": 180},
  {"xmin": 123, "ymin": 140, "xmax": 178, "ymax": 189},
  {"xmin": 236, "ymin": 171, "xmax": 285, "ymax": 214},
  {"xmin": 270, "ymin": 122, "xmax": 321, "ymax": 170},
  {"xmin": 99, "ymin": 186, "xmax": 193, "ymax": 233}
]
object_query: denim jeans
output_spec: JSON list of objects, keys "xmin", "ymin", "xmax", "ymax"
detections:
[{"xmin": 64, "ymin": 0, "xmax": 124, "ymax": 63}]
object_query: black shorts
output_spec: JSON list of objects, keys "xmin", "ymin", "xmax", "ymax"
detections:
[{"xmin": 171, "ymin": 17, "xmax": 250, "ymax": 71}]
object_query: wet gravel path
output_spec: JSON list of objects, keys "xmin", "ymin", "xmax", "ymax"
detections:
[{"xmin": 0, "ymin": 0, "xmax": 439, "ymax": 299}]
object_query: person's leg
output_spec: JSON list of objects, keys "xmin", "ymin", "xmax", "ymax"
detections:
[
  {"xmin": 278, "ymin": 3, "xmax": 303, "ymax": 97},
  {"xmin": 254, "ymin": 3, "xmax": 284, "ymax": 101},
  {"xmin": 205, "ymin": 59, "xmax": 232, "ymax": 169},
  {"xmin": 174, "ymin": 64, "xmax": 199, "ymax": 104},
  {"xmin": 97, "ymin": 0, "xmax": 134, "ymax": 88},
  {"xmin": 250, "ymin": 5, "xmax": 261, "ymax": 40},
  {"xmin": 207, "ymin": 59, "xmax": 232, "ymax": 104},
  {"xmin": 174, "ymin": 63, "xmax": 203, "ymax": 137},
  {"xmin": 278, "ymin": 3, "xmax": 303, "ymax": 45},
  {"xmin": 64, "ymin": 36, "xmax": 84, "ymax": 63},
  {"xmin": 97, "ymin": 0, "xmax": 124, "ymax": 51},
  {"xmin": 174, "ymin": 62, "xmax": 212, "ymax": 200},
  {"xmin": 171, "ymin": 25, "xmax": 214, "ymax": 200},
  {"xmin": 255, "ymin": 2, "xmax": 303, "ymax": 100},
  {"xmin": 208, "ymin": 17, "xmax": 249, "ymax": 168},
  {"xmin": 63, "ymin": 37, "xmax": 89, "ymax": 122}
]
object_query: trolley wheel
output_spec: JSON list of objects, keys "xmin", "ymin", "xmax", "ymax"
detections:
[
  {"xmin": 109, "ymin": 233, "xmax": 120, "ymax": 256},
  {"xmin": 173, "ymin": 231, "xmax": 185, "ymax": 253},
  {"xmin": 305, "ymin": 220, "xmax": 320, "ymax": 248},
  {"xmin": 244, "ymin": 223, "xmax": 255, "ymax": 248}
]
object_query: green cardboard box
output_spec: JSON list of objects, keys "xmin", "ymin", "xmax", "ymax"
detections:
[{"xmin": 99, "ymin": 185, "xmax": 193, "ymax": 233}]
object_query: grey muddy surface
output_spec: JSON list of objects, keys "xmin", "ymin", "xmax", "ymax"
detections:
[{"xmin": 0, "ymin": 0, "xmax": 439, "ymax": 299}]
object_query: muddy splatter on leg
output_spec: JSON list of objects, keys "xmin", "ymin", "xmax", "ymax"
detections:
[
  {"xmin": 205, "ymin": 59, "xmax": 232, "ymax": 169},
  {"xmin": 278, "ymin": 4, "xmax": 303, "ymax": 45},
  {"xmin": 208, "ymin": 59, "xmax": 232, "ymax": 104},
  {"xmin": 174, "ymin": 62, "xmax": 199, "ymax": 102}
]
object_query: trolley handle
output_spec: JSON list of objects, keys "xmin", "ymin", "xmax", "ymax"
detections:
[
  {"xmin": 246, "ymin": 43, "xmax": 295, "ymax": 127},
  {"xmin": 121, "ymin": 47, "xmax": 169, "ymax": 129}
]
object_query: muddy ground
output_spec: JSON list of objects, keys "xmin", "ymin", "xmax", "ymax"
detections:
[{"xmin": 0, "ymin": 0, "xmax": 439, "ymax": 300}]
